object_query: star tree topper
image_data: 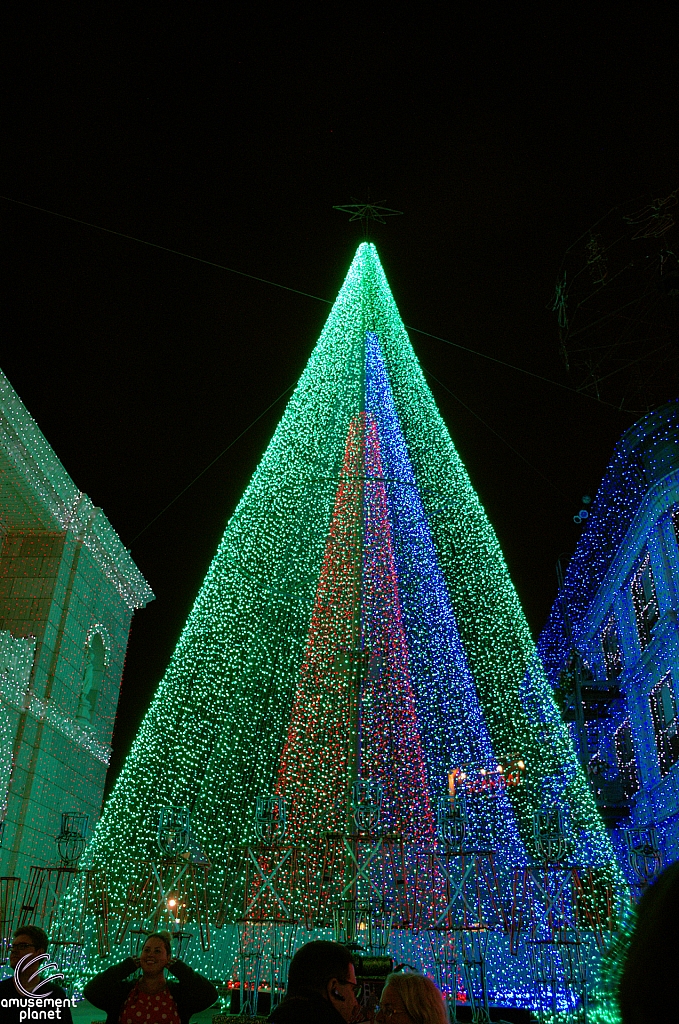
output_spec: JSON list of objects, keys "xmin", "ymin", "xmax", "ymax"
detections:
[{"xmin": 333, "ymin": 201, "xmax": 403, "ymax": 237}]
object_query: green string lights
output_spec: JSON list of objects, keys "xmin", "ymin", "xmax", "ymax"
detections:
[{"xmin": 76, "ymin": 243, "xmax": 622, "ymax": 983}]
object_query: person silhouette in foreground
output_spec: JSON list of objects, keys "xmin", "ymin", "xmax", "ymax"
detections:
[
  {"xmin": 269, "ymin": 940, "xmax": 362, "ymax": 1024},
  {"xmin": 84, "ymin": 930, "xmax": 217, "ymax": 1024},
  {"xmin": 618, "ymin": 860, "xmax": 679, "ymax": 1024},
  {"xmin": 0, "ymin": 925, "xmax": 73, "ymax": 1024}
]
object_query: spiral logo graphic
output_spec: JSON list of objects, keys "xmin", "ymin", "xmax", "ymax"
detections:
[{"xmin": 14, "ymin": 952, "xmax": 64, "ymax": 997}]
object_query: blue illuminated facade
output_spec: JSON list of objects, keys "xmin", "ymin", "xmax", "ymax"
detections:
[{"xmin": 538, "ymin": 401, "xmax": 679, "ymax": 876}]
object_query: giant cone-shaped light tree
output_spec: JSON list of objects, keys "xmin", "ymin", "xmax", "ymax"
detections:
[{"xmin": 83, "ymin": 243, "xmax": 617, "ymax": 944}]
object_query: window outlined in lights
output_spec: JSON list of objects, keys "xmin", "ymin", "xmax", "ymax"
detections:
[
  {"xmin": 631, "ymin": 553, "xmax": 660, "ymax": 649},
  {"xmin": 614, "ymin": 720, "xmax": 640, "ymax": 799},
  {"xmin": 601, "ymin": 614, "xmax": 623, "ymax": 679},
  {"xmin": 649, "ymin": 674, "xmax": 679, "ymax": 777}
]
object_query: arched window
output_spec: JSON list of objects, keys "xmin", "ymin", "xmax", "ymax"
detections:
[{"xmin": 75, "ymin": 633, "xmax": 105, "ymax": 723}]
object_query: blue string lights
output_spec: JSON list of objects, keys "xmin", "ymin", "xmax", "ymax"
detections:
[
  {"xmin": 71, "ymin": 244, "xmax": 621, "ymax": 1008},
  {"xmin": 538, "ymin": 402, "xmax": 679, "ymax": 885}
]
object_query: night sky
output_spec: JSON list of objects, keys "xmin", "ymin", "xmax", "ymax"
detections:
[{"xmin": 1, "ymin": 11, "xmax": 677, "ymax": 791}]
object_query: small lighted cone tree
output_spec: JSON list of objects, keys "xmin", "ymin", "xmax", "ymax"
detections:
[{"xmin": 76, "ymin": 243, "xmax": 623, "ymax": 967}]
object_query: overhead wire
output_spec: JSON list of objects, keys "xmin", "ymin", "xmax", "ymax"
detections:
[
  {"xmin": 406, "ymin": 325, "xmax": 620, "ymax": 408},
  {"xmin": 0, "ymin": 193, "xmax": 615, "ymax": 403},
  {"xmin": 422, "ymin": 367, "xmax": 568, "ymax": 498},
  {"xmin": 0, "ymin": 195, "xmax": 329, "ymax": 305},
  {"xmin": 129, "ymin": 380, "xmax": 296, "ymax": 545},
  {"xmin": 1, "ymin": 193, "xmax": 597, "ymax": 537}
]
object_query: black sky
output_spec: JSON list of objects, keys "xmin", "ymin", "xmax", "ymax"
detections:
[{"xmin": 1, "ymin": 9, "xmax": 677, "ymax": 792}]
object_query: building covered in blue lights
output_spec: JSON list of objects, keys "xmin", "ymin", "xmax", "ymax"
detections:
[{"xmin": 538, "ymin": 401, "xmax": 679, "ymax": 880}]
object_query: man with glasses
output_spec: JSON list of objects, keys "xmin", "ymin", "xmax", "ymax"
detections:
[
  {"xmin": 269, "ymin": 939, "xmax": 362, "ymax": 1023},
  {"xmin": 0, "ymin": 926, "xmax": 73, "ymax": 1023}
]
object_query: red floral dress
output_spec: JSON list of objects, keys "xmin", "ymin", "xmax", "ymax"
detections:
[{"xmin": 118, "ymin": 983, "xmax": 182, "ymax": 1024}]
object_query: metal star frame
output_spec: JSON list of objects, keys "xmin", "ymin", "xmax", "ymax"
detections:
[{"xmin": 333, "ymin": 201, "xmax": 403, "ymax": 236}]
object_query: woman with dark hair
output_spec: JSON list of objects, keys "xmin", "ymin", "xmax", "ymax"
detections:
[
  {"xmin": 84, "ymin": 931, "xmax": 218, "ymax": 1024},
  {"xmin": 375, "ymin": 972, "xmax": 447, "ymax": 1024},
  {"xmin": 618, "ymin": 861, "xmax": 679, "ymax": 1024}
]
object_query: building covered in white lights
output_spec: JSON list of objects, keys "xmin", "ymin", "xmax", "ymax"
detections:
[
  {"xmin": 0, "ymin": 367, "xmax": 153, "ymax": 881},
  {"xmin": 538, "ymin": 401, "xmax": 679, "ymax": 877}
]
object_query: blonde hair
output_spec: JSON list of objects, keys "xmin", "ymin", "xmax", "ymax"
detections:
[{"xmin": 381, "ymin": 973, "xmax": 448, "ymax": 1024}]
